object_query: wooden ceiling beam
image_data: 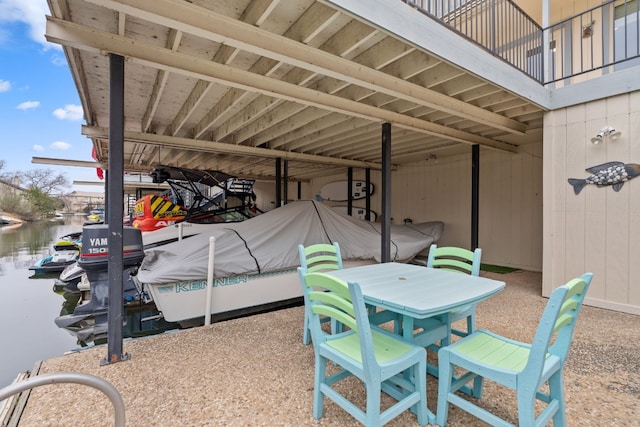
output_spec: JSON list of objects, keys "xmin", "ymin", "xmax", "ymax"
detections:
[
  {"xmin": 47, "ymin": 18, "xmax": 517, "ymax": 153},
  {"xmin": 199, "ymin": 3, "xmax": 342, "ymax": 141},
  {"xmin": 83, "ymin": 0, "xmax": 527, "ymax": 135},
  {"xmin": 81, "ymin": 126, "xmax": 384, "ymax": 170}
]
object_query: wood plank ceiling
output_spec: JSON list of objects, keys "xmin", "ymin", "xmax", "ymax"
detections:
[{"xmin": 45, "ymin": 0, "xmax": 545, "ymax": 182}]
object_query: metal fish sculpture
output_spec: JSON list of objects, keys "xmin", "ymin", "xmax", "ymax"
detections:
[{"xmin": 568, "ymin": 161, "xmax": 640, "ymax": 195}]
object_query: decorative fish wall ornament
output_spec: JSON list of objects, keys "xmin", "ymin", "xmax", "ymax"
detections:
[{"xmin": 568, "ymin": 161, "xmax": 640, "ymax": 195}]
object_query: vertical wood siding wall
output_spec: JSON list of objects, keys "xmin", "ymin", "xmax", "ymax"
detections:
[
  {"xmin": 305, "ymin": 141, "xmax": 543, "ymax": 272},
  {"xmin": 544, "ymin": 90, "xmax": 640, "ymax": 315}
]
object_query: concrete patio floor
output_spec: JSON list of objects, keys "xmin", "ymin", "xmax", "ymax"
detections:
[{"xmin": 8, "ymin": 270, "xmax": 640, "ymax": 426}]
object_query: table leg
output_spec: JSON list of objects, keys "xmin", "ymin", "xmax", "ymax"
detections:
[
  {"xmin": 436, "ymin": 313, "xmax": 476, "ymax": 397},
  {"xmin": 402, "ymin": 315, "xmax": 414, "ymax": 342},
  {"xmin": 401, "ymin": 315, "xmax": 436, "ymax": 424}
]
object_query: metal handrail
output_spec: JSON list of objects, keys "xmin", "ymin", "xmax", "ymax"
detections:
[
  {"xmin": 401, "ymin": 0, "xmax": 640, "ymax": 84},
  {"xmin": 402, "ymin": 0, "xmax": 544, "ymax": 82},
  {"xmin": 545, "ymin": 0, "xmax": 640, "ymax": 85},
  {"xmin": 0, "ymin": 372, "xmax": 126, "ymax": 427}
]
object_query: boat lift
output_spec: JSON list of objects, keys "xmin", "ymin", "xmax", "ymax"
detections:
[{"xmin": 149, "ymin": 165, "xmax": 259, "ymax": 223}]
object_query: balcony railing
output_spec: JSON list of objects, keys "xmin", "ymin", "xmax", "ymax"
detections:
[
  {"xmin": 402, "ymin": 0, "xmax": 543, "ymax": 81},
  {"xmin": 402, "ymin": 0, "xmax": 640, "ymax": 85},
  {"xmin": 546, "ymin": 0, "xmax": 640, "ymax": 85}
]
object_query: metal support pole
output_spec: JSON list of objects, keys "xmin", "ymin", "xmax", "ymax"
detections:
[
  {"xmin": 275, "ymin": 158, "xmax": 281, "ymax": 207},
  {"xmin": 347, "ymin": 167, "xmax": 353, "ymax": 216},
  {"xmin": 381, "ymin": 123, "xmax": 392, "ymax": 262},
  {"xmin": 204, "ymin": 236, "xmax": 216, "ymax": 325},
  {"xmin": 103, "ymin": 171, "xmax": 108, "ymax": 223},
  {"xmin": 103, "ymin": 53, "xmax": 128, "ymax": 365},
  {"xmin": 365, "ymin": 168, "xmax": 371, "ymax": 221},
  {"xmin": 471, "ymin": 144, "xmax": 480, "ymax": 250},
  {"xmin": 283, "ymin": 160, "xmax": 288, "ymax": 205},
  {"xmin": 542, "ymin": 0, "xmax": 550, "ymax": 83}
]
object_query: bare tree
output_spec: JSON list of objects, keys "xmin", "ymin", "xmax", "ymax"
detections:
[{"xmin": 19, "ymin": 169, "xmax": 70, "ymax": 195}]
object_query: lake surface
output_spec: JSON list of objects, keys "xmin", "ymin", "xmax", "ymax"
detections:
[
  {"xmin": 0, "ymin": 217, "xmax": 178, "ymax": 388},
  {"xmin": 0, "ymin": 217, "xmax": 84, "ymax": 388}
]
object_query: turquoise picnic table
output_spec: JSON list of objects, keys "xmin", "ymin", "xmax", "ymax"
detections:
[
  {"xmin": 329, "ymin": 262, "xmax": 505, "ymax": 341},
  {"xmin": 328, "ymin": 262, "xmax": 506, "ymax": 424}
]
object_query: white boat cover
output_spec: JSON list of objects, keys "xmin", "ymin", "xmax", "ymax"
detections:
[{"xmin": 137, "ymin": 200, "xmax": 443, "ymax": 284}]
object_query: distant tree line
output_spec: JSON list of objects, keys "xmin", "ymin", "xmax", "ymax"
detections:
[{"xmin": 0, "ymin": 159, "xmax": 70, "ymax": 221}]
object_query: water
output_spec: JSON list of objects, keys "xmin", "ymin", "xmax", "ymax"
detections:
[
  {"xmin": 0, "ymin": 217, "xmax": 178, "ymax": 388},
  {"xmin": 0, "ymin": 217, "xmax": 83, "ymax": 388}
]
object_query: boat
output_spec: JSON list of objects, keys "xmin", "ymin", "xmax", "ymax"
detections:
[
  {"xmin": 134, "ymin": 200, "xmax": 444, "ymax": 325},
  {"xmin": 0, "ymin": 210, "xmax": 22, "ymax": 228},
  {"xmin": 85, "ymin": 209, "xmax": 105, "ymax": 225},
  {"xmin": 29, "ymin": 232, "xmax": 82, "ymax": 274},
  {"xmin": 131, "ymin": 194, "xmax": 188, "ymax": 231},
  {"xmin": 132, "ymin": 165, "xmax": 261, "ymax": 233},
  {"xmin": 52, "ymin": 165, "xmax": 262, "ymax": 329},
  {"xmin": 53, "ymin": 224, "xmax": 149, "ymax": 339}
]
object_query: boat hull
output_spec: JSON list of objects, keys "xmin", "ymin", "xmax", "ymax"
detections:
[
  {"xmin": 29, "ymin": 259, "xmax": 77, "ymax": 274},
  {"xmin": 144, "ymin": 260, "xmax": 371, "ymax": 323},
  {"xmin": 29, "ymin": 249, "xmax": 80, "ymax": 274},
  {"xmin": 145, "ymin": 269, "xmax": 300, "ymax": 323}
]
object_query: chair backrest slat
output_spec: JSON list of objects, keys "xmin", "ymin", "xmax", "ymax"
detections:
[
  {"xmin": 427, "ymin": 244, "xmax": 482, "ymax": 276},
  {"xmin": 431, "ymin": 259, "xmax": 474, "ymax": 274},
  {"xmin": 552, "ymin": 314, "xmax": 573, "ymax": 334},
  {"xmin": 312, "ymin": 305, "xmax": 357, "ymax": 332},
  {"xmin": 302, "ymin": 271, "xmax": 376, "ymax": 370},
  {"xmin": 523, "ymin": 272, "xmax": 592, "ymax": 379},
  {"xmin": 299, "ymin": 242, "xmax": 343, "ymax": 272},
  {"xmin": 309, "ymin": 290, "xmax": 355, "ymax": 318},
  {"xmin": 307, "ymin": 257, "xmax": 342, "ymax": 273}
]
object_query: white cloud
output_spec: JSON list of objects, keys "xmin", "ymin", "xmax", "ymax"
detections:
[
  {"xmin": 51, "ymin": 54, "xmax": 67, "ymax": 66},
  {"xmin": 0, "ymin": 79, "xmax": 10, "ymax": 92},
  {"xmin": 32, "ymin": 144, "xmax": 44, "ymax": 152},
  {"xmin": 17, "ymin": 100, "xmax": 40, "ymax": 110},
  {"xmin": 50, "ymin": 141, "xmax": 72, "ymax": 150},
  {"xmin": 0, "ymin": 0, "xmax": 55, "ymax": 50},
  {"xmin": 52, "ymin": 104, "xmax": 83, "ymax": 121}
]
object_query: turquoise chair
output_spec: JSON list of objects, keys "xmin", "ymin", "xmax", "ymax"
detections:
[
  {"xmin": 424, "ymin": 244, "xmax": 483, "ymax": 340},
  {"xmin": 413, "ymin": 244, "xmax": 482, "ymax": 388},
  {"xmin": 298, "ymin": 243, "xmax": 344, "ymax": 345},
  {"xmin": 436, "ymin": 272, "xmax": 593, "ymax": 427},
  {"xmin": 298, "ymin": 243, "xmax": 397, "ymax": 344},
  {"xmin": 301, "ymin": 270, "xmax": 429, "ymax": 426}
]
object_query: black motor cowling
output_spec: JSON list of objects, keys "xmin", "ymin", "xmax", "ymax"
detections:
[{"xmin": 78, "ymin": 224, "xmax": 145, "ymax": 270}]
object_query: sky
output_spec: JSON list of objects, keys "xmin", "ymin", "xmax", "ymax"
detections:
[{"xmin": 0, "ymin": 0, "xmax": 103, "ymax": 194}]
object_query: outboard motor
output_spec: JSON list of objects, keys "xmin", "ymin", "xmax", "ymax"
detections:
[
  {"xmin": 79, "ymin": 224, "xmax": 145, "ymax": 270},
  {"xmin": 54, "ymin": 225, "xmax": 145, "ymax": 332}
]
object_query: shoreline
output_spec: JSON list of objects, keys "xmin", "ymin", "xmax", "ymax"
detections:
[{"xmin": 0, "ymin": 213, "xmax": 24, "ymax": 225}]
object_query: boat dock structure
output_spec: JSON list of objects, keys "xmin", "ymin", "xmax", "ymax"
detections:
[
  {"xmin": 2, "ymin": 270, "xmax": 638, "ymax": 426},
  {"xmin": 6, "ymin": 0, "xmax": 640, "ymax": 424}
]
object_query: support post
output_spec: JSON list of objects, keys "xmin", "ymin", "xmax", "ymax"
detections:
[
  {"xmin": 381, "ymin": 123, "xmax": 392, "ymax": 262},
  {"xmin": 204, "ymin": 236, "xmax": 216, "ymax": 325},
  {"xmin": 542, "ymin": 0, "xmax": 550, "ymax": 83},
  {"xmin": 275, "ymin": 158, "xmax": 281, "ymax": 207},
  {"xmin": 471, "ymin": 144, "xmax": 480, "ymax": 250},
  {"xmin": 283, "ymin": 160, "xmax": 289, "ymax": 205},
  {"xmin": 103, "ymin": 53, "xmax": 128, "ymax": 365},
  {"xmin": 347, "ymin": 167, "xmax": 353, "ymax": 216},
  {"xmin": 365, "ymin": 168, "xmax": 371, "ymax": 221},
  {"xmin": 104, "ymin": 172, "xmax": 108, "ymax": 223}
]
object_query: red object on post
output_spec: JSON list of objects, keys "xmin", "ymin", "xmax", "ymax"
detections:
[{"xmin": 91, "ymin": 146, "xmax": 104, "ymax": 180}]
